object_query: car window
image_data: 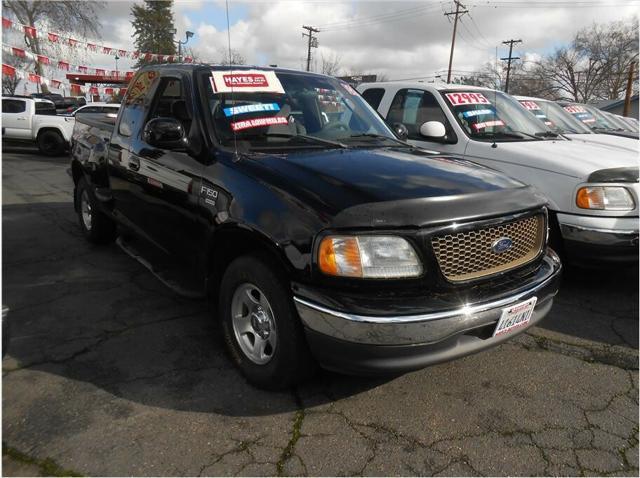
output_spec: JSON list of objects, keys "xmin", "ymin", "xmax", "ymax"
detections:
[
  {"xmin": 147, "ymin": 77, "xmax": 191, "ymax": 135},
  {"xmin": 387, "ymin": 89, "xmax": 452, "ymax": 140},
  {"xmin": 2, "ymin": 99, "xmax": 26, "ymax": 113},
  {"xmin": 34, "ymin": 102, "xmax": 57, "ymax": 115},
  {"xmin": 119, "ymin": 70, "xmax": 159, "ymax": 137},
  {"xmin": 360, "ymin": 88, "xmax": 385, "ymax": 110},
  {"xmin": 79, "ymin": 106, "xmax": 102, "ymax": 114}
]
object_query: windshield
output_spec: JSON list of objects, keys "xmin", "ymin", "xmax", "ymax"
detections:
[
  {"xmin": 603, "ymin": 112, "xmax": 636, "ymax": 132},
  {"xmin": 519, "ymin": 99, "xmax": 592, "ymax": 134},
  {"xmin": 563, "ymin": 103, "xmax": 612, "ymax": 130},
  {"xmin": 205, "ymin": 69, "xmax": 397, "ymax": 151},
  {"xmin": 441, "ymin": 89, "xmax": 551, "ymax": 141}
]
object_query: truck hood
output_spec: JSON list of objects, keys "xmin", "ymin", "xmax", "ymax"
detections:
[
  {"xmin": 249, "ymin": 147, "xmax": 546, "ymax": 228},
  {"xmin": 475, "ymin": 139, "xmax": 639, "ymax": 179},
  {"xmin": 564, "ymin": 133, "xmax": 639, "ymax": 154}
]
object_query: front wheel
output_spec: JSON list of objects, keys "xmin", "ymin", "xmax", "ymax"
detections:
[{"xmin": 219, "ymin": 254, "xmax": 316, "ymax": 389}]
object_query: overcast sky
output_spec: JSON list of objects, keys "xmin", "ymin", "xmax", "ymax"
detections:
[
  {"xmin": 95, "ymin": 0, "xmax": 639, "ymax": 80},
  {"xmin": 4, "ymin": 0, "xmax": 639, "ymax": 93}
]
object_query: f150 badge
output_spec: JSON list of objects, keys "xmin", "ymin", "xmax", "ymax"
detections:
[{"xmin": 200, "ymin": 185, "xmax": 218, "ymax": 206}]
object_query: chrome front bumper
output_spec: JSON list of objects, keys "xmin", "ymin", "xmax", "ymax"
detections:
[
  {"xmin": 558, "ymin": 213, "xmax": 638, "ymax": 247},
  {"xmin": 294, "ymin": 252, "xmax": 561, "ymax": 347}
]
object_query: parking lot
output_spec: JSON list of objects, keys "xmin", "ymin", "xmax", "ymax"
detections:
[{"xmin": 2, "ymin": 148, "xmax": 638, "ymax": 476}]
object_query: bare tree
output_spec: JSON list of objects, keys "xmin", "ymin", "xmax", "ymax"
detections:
[
  {"xmin": 320, "ymin": 52, "xmax": 342, "ymax": 76},
  {"xmin": 216, "ymin": 48, "xmax": 246, "ymax": 66},
  {"xmin": 2, "ymin": 55, "xmax": 29, "ymax": 95},
  {"xmin": 2, "ymin": 0, "xmax": 104, "ymax": 91}
]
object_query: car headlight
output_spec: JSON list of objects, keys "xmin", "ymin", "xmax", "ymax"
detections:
[
  {"xmin": 576, "ymin": 186, "xmax": 635, "ymax": 211},
  {"xmin": 318, "ymin": 235, "xmax": 423, "ymax": 278}
]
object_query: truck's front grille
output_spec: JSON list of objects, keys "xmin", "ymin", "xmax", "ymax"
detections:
[{"xmin": 431, "ymin": 214, "xmax": 545, "ymax": 282}]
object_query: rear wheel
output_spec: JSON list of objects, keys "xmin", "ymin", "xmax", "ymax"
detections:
[
  {"xmin": 37, "ymin": 130, "xmax": 65, "ymax": 156},
  {"xmin": 219, "ymin": 254, "xmax": 316, "ymax": 389},
  {"xmin": 75, "ymin": 177, "xmax": 116, "ymax": 244}
]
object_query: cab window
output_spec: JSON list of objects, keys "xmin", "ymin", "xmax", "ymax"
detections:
[
  {"xmin": 387, "ymin": 89, "xmax": 455, "ymax": 142},
  {"xmin": 2, "ymin": 99, "xmax": 26, "ymax": 113},
  {"xmin": 34, "ymin": 102, "xmax": 56, "ymax": 115},
  {"xmin": 118, "ymin": 70, "xmax": 159, "ymax": 137},
  {"xmin": 361, "ymin": 88, "xmax": 385, "ymax": 110}
]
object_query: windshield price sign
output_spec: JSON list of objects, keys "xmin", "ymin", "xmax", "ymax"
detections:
[
  {"xmin": 520, "ymin": 101, "xmax": 540, "ymax": 110},
  {"xmin": 445, "ymin": 92, "xmax": 491, "ymax": 106},
  {"xmin": 211, "ymin": 69, "xmax": 285, "ymax": 94}
]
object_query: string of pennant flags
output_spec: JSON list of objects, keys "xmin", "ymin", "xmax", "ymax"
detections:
[
  {"xmin": 2, "ymin": 63, "xmax": 128, "ymax": 96},
  {"xmin": 2, "ymin": 43, "xmax": 136, "ymax": 78},
  {"xmin": 1, "ymin": 16, "xmax": 194, "ymax": 63}
]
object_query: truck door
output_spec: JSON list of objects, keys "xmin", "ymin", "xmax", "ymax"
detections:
[
  {"xmin": 110, "ymin": 71, "xmax": 205, "ymax": 267},
  {"xmin": 384, "ymin": 88, "xmax": 463, "ymax": 155},
  {"xmin": 2, "ymin": 99, "xmax": 31, "ymax": 139}
]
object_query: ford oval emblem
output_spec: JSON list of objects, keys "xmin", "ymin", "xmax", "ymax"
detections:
[{"xmin": 492, "ymin": 237, "xmax": 513, "ymax": 254}]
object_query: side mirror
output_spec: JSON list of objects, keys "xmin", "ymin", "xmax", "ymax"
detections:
[
  {"xmin": 419, "ymin": 121, "xmax": 446, "ymax": 139},
  {"xmin": 390, "ymin": 122, "xmax": 409, "ymax": 140},
  {"xmin": 143, "ymin": 117, "xmax": 187, "ymax": 149}
]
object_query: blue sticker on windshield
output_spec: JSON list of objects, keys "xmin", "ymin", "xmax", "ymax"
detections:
[
  {"xmin": 462, "ymin": 108, "xmax": 494, "ymax": 118},
  {"xmin": 223, "ymin": 103, "xmax": 280, "ymax": 117}
]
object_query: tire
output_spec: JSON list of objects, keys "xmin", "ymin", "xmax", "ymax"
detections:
[
  {"xmin": 219, "ymin": 254, "xmax": 316, "ymax": 389},
  {"xmin": 37, "ymin": 130, "xmax": 66, "ymax": 156},
  {"xmin": 75, "ymin": 177, "xmax": 117, "ymax": 244}
]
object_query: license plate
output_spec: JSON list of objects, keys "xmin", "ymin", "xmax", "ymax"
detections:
[{"xmin": 493, "ymin": 297, "xmax": 537, "ymax": 337}]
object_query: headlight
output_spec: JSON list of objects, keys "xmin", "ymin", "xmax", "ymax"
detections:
[
  {"xmin": 318, "ymin": 235, "xmax": 423, "ymax": 278},
  {"xmin": 576, "ymin": 186, "xmax": 635, "ymax": 211}
]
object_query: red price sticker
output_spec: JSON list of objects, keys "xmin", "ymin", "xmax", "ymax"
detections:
[
  {"xmin": 564, "ymin": 105, "xmax": 586, "ymax": 114},
  {"xmin": 472, "ymin": 120, "xmax": 505, "ymax": 130},
  {"xmin": 520, "ymin": 100, "xmax": 540, "ymax": 110},
  {"xmin": 445, "ymin": 92, "xmax": 491, "ymax": 106}
]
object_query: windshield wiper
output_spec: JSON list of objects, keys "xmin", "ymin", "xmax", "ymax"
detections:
[
  {"xmin": 346, "ymin": 133, "xmax": 412, "ymax": 147},
  {"xmin": 245, "ymin": 132, "xmax": 349, "ymax": 149},
  {"xmin": 535, "ymin": 131, "xmax": 560, "ymax": 138},
  {"xmin": 474, "ymin": 131, "xmax": 529, "ymax": 140}
]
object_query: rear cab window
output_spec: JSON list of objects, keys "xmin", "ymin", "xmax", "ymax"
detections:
[{"xmin": 34, "ymin": 102, "xmax": 57, "ymax": 115}]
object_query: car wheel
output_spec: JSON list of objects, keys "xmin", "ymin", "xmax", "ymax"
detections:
[
  {"xmin": 219, "ymin": 254, "xmax": 316, "ymax": 389},
  {"xmin": 37, "ymin": 130, "xmax": 65, "ymax": 156},
  {"xmin": 75, "ymin": 177, "xmax": 116, "ymax": 244}
]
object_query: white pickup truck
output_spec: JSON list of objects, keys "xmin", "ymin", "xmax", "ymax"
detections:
[
  {"xmin": 357, "ymin": 82, "xmax": 639, "ymax": 266},
  {"xmin": 2, "ymin": 96, "xmax": 73, "ymax": 155}
]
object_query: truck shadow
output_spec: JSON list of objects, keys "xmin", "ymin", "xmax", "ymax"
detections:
[
  {"xmin": 3, "ymin": 202, "xmax": 637, "ymax": 417},
  {"xmin": 2, "ymin": 201, "xmax": 389, "ymax": 416}
]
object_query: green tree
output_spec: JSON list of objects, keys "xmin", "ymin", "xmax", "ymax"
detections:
[{"xmin": 131, "ymin": 0, "xmax": 177, "ymax": 67}]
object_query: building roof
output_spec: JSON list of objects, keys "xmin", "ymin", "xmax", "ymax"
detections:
[{"xmin": 592, "ymin": 94, "xmax": 638, "ymax": 111}]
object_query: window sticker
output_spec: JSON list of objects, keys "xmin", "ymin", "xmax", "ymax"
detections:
[
  {"xmin": 223, "ymin": 103, "xmax": 280, "ymax": 117},
  {"xmin": 230, "ymin": 116, "xmax": 288, "ymax": 131},
  {"xmin": 445, "ymin": 92, "xmax": 491, "ymax": 106},
  {"xmin": 564, "ymin": 105, "xmax": 586, "ymax": 114},
  {"xmin": 472, "ymin": 119, "xmax": 505, "ymax": 130},
  {"xmin": 211, "ymin": 69, "xmax": 285, "ymax": 94},
  {"xmin": 462, "ymin": 108, "xmax": 494, "ymax": 118},
  {"xmin": 520, "ymin": 100, "xmax": 540, "ymax": 110}
]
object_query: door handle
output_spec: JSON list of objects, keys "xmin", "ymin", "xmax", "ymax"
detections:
[
  {"xmin": 16, "ymin": 117, "xmax": 26, "ymax": 121},
  {"xmin": 128, "ymin": 157, "xmax": 140, "ymax": 171}
]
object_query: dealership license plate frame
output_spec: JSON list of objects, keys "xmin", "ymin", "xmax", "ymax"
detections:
[{"xmin": 493, "ymin": 297, "xmax": 537, "ymax": 337}]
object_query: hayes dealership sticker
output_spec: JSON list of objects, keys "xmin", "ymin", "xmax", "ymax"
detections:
[
  {"xmin": 210, "ymin": 70, "xmax": 285, "ymax": 94},
  {"xmin": 230, "ymin": 116, "xmax": 289, "ymax": 131},
  {"xmin": 445, "ymin": 92, "xmax": 491, "ymax": 106}
]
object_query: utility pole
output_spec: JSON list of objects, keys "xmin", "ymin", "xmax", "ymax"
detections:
[
  {"xmin": 623, "ymin": 60, "xmax": 636, "ymax": 117},
  {"xmin": 302, "ymin": 25, "xmax": 320, "ymax": 72},
  {"xmin": 500, "ymin": 39, "xmax": 522, "ymax": 94},
  {"xmin": 444, "ymin": 1, "xmax": 468, "ymax": 84}
]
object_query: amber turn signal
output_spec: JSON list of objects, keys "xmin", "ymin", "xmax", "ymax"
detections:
[{"xmin": 318, "ymin": 236, "xmax": 363, "ymax": 277}]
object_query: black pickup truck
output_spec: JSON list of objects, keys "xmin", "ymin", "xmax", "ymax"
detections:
[{"xmin": 70, "ymin": 64, "xmax": 561, "ymax": 389}]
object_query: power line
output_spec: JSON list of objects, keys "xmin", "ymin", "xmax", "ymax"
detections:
[
  {"xmin": 444, "ymin": 0, "xmax": 469, "ymax": 83},
  {"xmin": 458, "ymin": 17, "xmax": 493, "ymax": 50},
  {"xmin": 500, "ymin": 38, "xmax": 522, "ymax": 93},
  {"xmin": 468, "ymin": 0, "xmax": 639, "ymax": 7},
  {"xmin": 302, "ymin": 25, "xmax": 319, "ymax": 72},
  {"xmin": 318, "ymin": 4, "xmax": 443, "ymax": 31}
]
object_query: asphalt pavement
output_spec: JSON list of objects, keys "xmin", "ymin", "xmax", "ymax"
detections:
[{"xmin": 2, "ymin": 147, "xmax": 638, "ymax": 476}]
